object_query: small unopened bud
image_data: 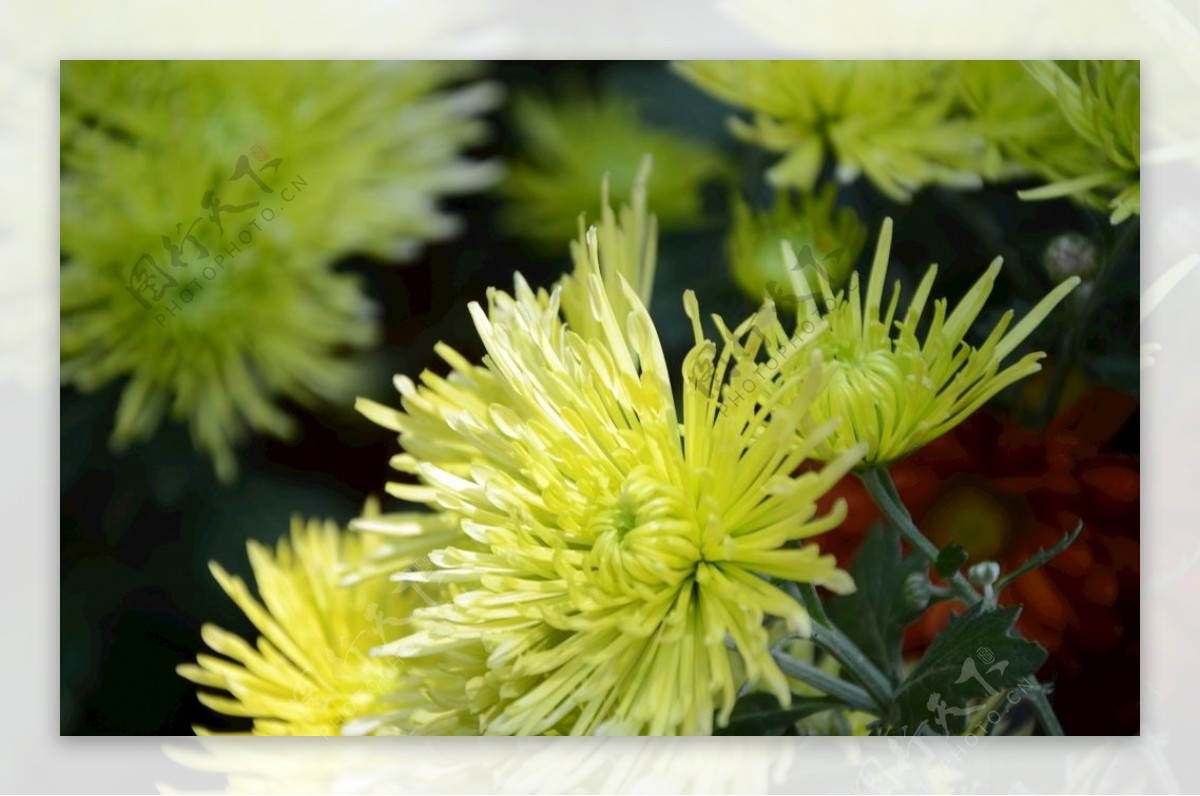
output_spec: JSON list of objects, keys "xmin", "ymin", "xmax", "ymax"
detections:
[
  {"xmin": 1044, "ymin": 232, "xmax": 1098, "ymax": 283},
  {"xmin": 968, "ymin": 561, "xmax": 1001, "ymax": 589},
  {"xmin": 903, "ymin": 572, "xmax": 932, "ymax": 611}
]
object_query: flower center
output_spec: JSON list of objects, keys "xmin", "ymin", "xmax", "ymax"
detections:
[
  {"xmin": 606, "ymin": 493, "xmax": 641, "ymax": 540},
  {"xmin": 582, "ymin": 466, "xmax": 701, "ymax": 596},
  {"xmin": 815, "ymin": 350, "xmax": 907, "ymax": 414}
]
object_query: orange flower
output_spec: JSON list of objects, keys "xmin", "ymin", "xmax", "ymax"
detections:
[{"xmin": 817, "ymin": 386, "xmax": 1139, "ymax": 733}]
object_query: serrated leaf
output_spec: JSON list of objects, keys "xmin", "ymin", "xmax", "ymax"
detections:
[
  {"xmin": 934, "ymin": 542, "xmax": 969, "ymax": 578},
  {"xmin": 883, "ymin": 604, "xmax": 1047, "ymax": 736},
  {"xmin": 826, "ymin": 526, "xmax": 927, "ymax": 683},
  {"xmin": 715, "ymin": 692, "xmax": 843, "ymax": 735}
]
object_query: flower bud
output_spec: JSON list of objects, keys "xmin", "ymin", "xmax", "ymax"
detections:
[
  {"xmin": 968, "ymin": 561, "xmax": 1001, "ymax": 589},
  {"xmin": 1043, "ymin": 232, "xmax": 1099, "ymax": 283},
  {"xmin": 903, "ymin": 572, "xmax": 932, "ymax": 611},
  {"xmin": 728, "ymin": 185, "xmax": 866, "ymax": 306}
]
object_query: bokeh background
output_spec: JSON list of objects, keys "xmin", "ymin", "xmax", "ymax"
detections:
[{"xmin": 59, "ymin": 60, "xmax": 1139, "ymax": 736}]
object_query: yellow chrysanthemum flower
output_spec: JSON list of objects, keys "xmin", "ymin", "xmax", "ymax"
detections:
[
  {"xmin": 349, "ymin": 164, "xmax": 663, "ymax": 584},
  {"xmin": 673, "ymin": 60, "xmax": 989, "ymax": 202},
  {"xmin": 356, "ymin": 165, "xmax": 864, "ymax": 735},
  {"xmin": 743, "ymin": 218, "xmax": 1080, "ymax": 466},
  {"xmin": 1016, "ymin": 60, "xmax": 1140, "ymax": 224},
  {"xmin": 728, "ymin": 184, "xmax": 866, "ymax": 307},
  {"xmin": 177, "ymin": 508, "xmax": 422, "ymax": 735},
  {"xmin": 499, "ymin": 90, "xmax": 727, "ymax": 246}
]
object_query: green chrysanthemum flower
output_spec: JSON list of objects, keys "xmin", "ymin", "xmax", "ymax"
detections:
[
  {"xmin": 673, "ymin": 60, "xmax": 989, "ymax": 202},
  {"xmin": 355, "ymin": 166, "xmax": 863, "ymax": 735},
  {"xmin": 955, "ymin": 60, "xmax": 1099, "ymax": 184},
  {"xmin": 1015, "ymin": 60, "xmax": 1140, "ymax": 224},
  {"xmin": 740, "ymin": 218, "xmax": 1079, "ymax": 466},
  {"xmin": 728, "ymin": 184, "xmax": 866, "ymax": 307},
  {"xmin": 60, "ymin": 61, "xmax": 501, "ymax": 481},
  {"xmin": 499, "ymin": 89, "xmax": 727, "ymax": 246}
]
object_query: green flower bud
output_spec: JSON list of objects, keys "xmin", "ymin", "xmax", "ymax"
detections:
[{"xmin": 728, "ymin": 184, "xmax": 866, "ymax": 307}]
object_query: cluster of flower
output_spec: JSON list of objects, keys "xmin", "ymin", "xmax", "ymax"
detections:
[
  {"xmin": 129, "ymin": 59, "xmax": 1140, "ymax": 736},
  {"xmin": 61, "ymin": 60, "xmax": 1137, "ymax": 487},
  {"xmin": 179, "ymin": 158, "xmax": 1080, "ymax": 735}
]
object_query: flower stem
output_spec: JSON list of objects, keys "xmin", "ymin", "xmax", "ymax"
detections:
[
  {"xmin": 1040, "ymin": 218, "xmax": 1138, "ymax": 425},
  {"xmin": 858, "ymin": 466, "xmax": 1065, "ymax": 736},
  {"xmin": 796, "ymin": 584, "xmax": 893, "ymax": 711},
  {"xmin": 859, "ymin": 468, "xmax": 979, "ymax": 605},
  {"xmin": 1021, "ymin": 681, "xmax": 1064, "ymax": 736},
  {"xmin": 772, "ymin": 652, "xmax": 878, "ymax": 714}
]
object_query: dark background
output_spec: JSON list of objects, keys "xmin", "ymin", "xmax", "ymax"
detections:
[{"xmin": 60, "ymin": 61, "xmax": 1139, "ymax": 735}]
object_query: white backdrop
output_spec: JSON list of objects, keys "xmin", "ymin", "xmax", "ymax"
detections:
[{"xmin": 3, "ymin": 0, "xmax": 1192, "ymax": 791}]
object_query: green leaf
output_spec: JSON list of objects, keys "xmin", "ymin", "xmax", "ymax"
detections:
[
  {"xmin": 716, "ymin": 692, "xmax": 843, "ymax": 735},
  {"xmin": 826, "ymin": 526, "xmax": 927, "ymax": 683},
  {"xmin": 883, "ymin": 604, "xmax": 1048, "ymax": 736},
  {"xmin": 934, "ymin": 542, "xmax": 969, "ymax": 578}
]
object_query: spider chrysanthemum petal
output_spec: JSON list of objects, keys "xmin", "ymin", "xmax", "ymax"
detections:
[
  {"xmin": 177, "ymin": 507, "xmax": 423, "ymax": 736},
  {"xmin": 742, "ymin": 218, "xmax": 1080, "ymax": 466},
  {"xmin": 356, "ymin": 164, "xmax": 863, "ymax": 735}
]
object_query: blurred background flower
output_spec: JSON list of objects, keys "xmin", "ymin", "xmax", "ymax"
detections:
[
  {"xmin": 60, "ymin": 61, "xmax": 501, "ymax": 481},
  {"xmin": 498, "ymin": 87, "xmax": 728, "ymax": 247},
  {"xmin": 956, "ymin": 60, "xmax": 1097, "ymax": 184},
  {"xmin": 1016, "ymin": 60, "xmax": 1141, "ymax": 224},
  {"xmin": 674, "ymin": 60, "xmax": 991, "ymax": 202},
  {"xmin": 726, "ymin": 184, "xmax": 866, "ymax": 305}
]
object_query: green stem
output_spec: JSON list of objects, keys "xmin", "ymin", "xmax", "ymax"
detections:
[
  {"xmin": 794, "ymin": 580, "xmax": 831, "ymax": 624},
  {"xmin": 1038, "ymin": 321, "xmax": 1078, "ymax": 424},
  {"xmin": 1040, "ymin": 218, "xmax": 1139, "ymax": 425},
  {"xmin": 859, "ymin": 468, "xmax": 980, "ymax": 605},
  {"xmin": 772, "ymin": 652, "xmax": 878, "ymax": 714},
  {"xmin": 796, "ymin": 584, "xmax": 893, "ymax": 710},
  {"xmin": 1021, "ymin": 680, "xmax": 1064, "ymax": 736},
  {"xmin": 858, "ymin": 467, "xmax": 1064, "ymax": 736},
  {"xmin": 995, "ymin": 522, "xmax": 1083, "ymax": 593}
]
